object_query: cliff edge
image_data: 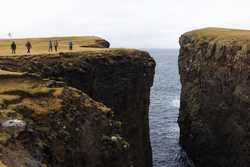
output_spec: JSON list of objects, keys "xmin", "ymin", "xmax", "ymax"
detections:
[
  {"xmin": 179, "ymin": 27, "xmax": 250, "ymax": 166},
  {"xmin": 0, "ymin": 36, "xmax": 110, "ymax": 56},
  {"xmin": 0, "ymin": 38, "xmax": 155, "ymax": 167}
]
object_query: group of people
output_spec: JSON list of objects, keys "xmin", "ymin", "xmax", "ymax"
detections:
[
  {"xmin": 10, "ymin": 41, "xmax": 32, "ymax": 54},
  {"xmin": 48, "ymin": 40, "xmax": 59, "ymax": 52},
  {"xmin": 10, "ymin": 40, "xmax": 74, "ymax": 54}
]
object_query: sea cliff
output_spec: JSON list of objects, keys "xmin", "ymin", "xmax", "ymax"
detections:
[
  {"xmin": 0, "ymin": 38, "xmax": 155, "ymax": 167},
  {"xmin": 0, "ymin": 70, "xmax": 129, "ymax": 167},
  {"xmin": 179, "ymin": 28, "xmax": 250, "ymax": 167}
]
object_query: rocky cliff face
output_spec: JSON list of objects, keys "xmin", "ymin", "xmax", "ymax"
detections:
[
  {"xmin": 0, "ymin": 48, "xmax": 155, "ymax": 166},
  {"xmin": 179, "ymin": 28, "xmax": 250, "ymax": 167},
  {"xmin": 0, "ymin": 70, "xmax": 129, "ymax": 167}
]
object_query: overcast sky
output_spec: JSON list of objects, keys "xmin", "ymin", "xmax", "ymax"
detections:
[{"xmin": 0, "ymin": 0, "xmax": 250, "ymax": 48}]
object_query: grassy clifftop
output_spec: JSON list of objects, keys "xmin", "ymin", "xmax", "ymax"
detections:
[
  {"xmin": 183, "ymin": 27, "xmax": 250, "ymax": 42},
  {"xmin": 0, "ymin": 36, "xmax": 110, "ymax": 56}
]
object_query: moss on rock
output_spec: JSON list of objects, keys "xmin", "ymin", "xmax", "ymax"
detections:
[{"xmin": 0, "ymin": 70, "xmax": 130, "ymax": 167}]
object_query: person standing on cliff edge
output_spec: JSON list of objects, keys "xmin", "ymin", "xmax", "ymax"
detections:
[
  {"xmin": 25, "ymin": 41, "xmax": 32, "ymax": 53},
  {"xmin": 48, "ymin": 40, "xmax": 53, "ymax": 52},
  {"xmin": 54, "ymin": 40, "xmax": 59, "ymax": 52},
  {"xmin": 69, "ymin": 41, "xmax": 73, "ymax": 50},
  {"xmin": 10, "ymin": 41, "xmax": 16, "ymax": 54}
]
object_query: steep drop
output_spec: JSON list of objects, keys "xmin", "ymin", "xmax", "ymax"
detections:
[
  {"xmin": 179, "ymin": 28, "xmax": 250, "ymax": 167},
  {"xmin": 0, "ymin": 47, "xmax": 155, "ymax": 167}
]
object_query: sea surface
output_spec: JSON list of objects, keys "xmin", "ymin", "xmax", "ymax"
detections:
[{"xmin": 147, "ymin": 49, "xmax": 194, "ymax": 167}]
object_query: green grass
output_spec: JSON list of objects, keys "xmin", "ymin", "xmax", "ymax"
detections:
[{"xmin": 0, "ymin": 36, "xmax": 107, "ymax": 56}]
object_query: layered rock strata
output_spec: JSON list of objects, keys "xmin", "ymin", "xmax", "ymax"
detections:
[
  {"xmin": 0, "ymin": 70, "xmax": 129, "ymax": 167},
  {"xmin": 0, "ymin": 47, "xmax": 155, "ymax": 166},
  {"xmin": 179, "ymin": 28, "xmax": 250, "ymax": 167}
]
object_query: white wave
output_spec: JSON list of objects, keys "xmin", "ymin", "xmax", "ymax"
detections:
[{"xmin": 170, "ymin": 99, "xmax": 180, "ymax": 108}]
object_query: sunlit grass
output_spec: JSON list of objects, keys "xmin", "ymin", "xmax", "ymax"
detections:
[
  {"xmin": 0, "ymin": 36, "xmax": 106, "ymax": 56},
  {"xmin": 185, "ymin": 27, "xmax": 250, "ymax": 42}
]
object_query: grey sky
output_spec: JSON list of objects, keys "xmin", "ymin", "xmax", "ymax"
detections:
[{"xmin": 1, "ymin": 0, "xmax": 250, "ymax": 48}]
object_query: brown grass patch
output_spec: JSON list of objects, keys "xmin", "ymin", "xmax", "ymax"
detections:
[
  {"xmin": 0, "ymin": 36, "xmax": 107, "ymax": 56},
  {"xmin": 184, "ymin": 27, "xmax": 250, "ymax": 43},
  {"xmin": 0, "ymin": 161, "xmax": 8, "ymax": 167},
  {"xmin": 21, "ymin": 98, "xmax": 62, "ymax": 114}
]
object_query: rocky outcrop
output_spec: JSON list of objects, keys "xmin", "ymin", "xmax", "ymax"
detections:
[
  {"xmin": 0, "ymin": 48, "xmax": 155, "ymax": 167},
  {"xmin": 178, "ymin": 28, "xmax": 250, "ymax": 167},
  {"xmin": 79, "ymin": 39, "xmax": 110, "ymax": 48},
  {"xmin": 0, "ymin": 70, "xmax": 129, "ymax": 167}
]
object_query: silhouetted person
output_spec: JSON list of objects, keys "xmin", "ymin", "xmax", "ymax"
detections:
[
  {"xmin": 10, "ymin": 41, "xmax": 16, "ymax": 54},
  {"xmin": 54, "ymin": 40, "xmax": 59, "ymax": 52},
  {"xmin": 69, "ymin": 41, "xmax": 73, "ymax": 50},
  {"xmin": 25, "ymin": 41, "xmax": 32, "ymax": 53},
  {"xmin": 48, "ymin": 40, "xmax": 53, "ymax": 52}
]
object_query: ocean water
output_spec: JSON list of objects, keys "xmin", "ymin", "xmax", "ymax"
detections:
[{"xmin": 147, "ymin": 49, "xmax": 193, "ymax": 167}]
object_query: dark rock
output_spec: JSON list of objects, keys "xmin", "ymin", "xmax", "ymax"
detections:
[
  {"xmin": 0, "ymin": 70, "xmax": 129, "ymax": 167},
  {"xmin": 80, "ymin": 39, "xmax": 110, "ymax": 48},
  {"xmin": 179, "ymin": 27, "xmax": 250, "ymax": 167},
  {"xmin": 0, "ymin": 48, "xmax": 156, "ymax": 167}
]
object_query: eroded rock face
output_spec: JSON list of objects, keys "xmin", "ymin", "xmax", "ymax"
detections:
[
  {"xmin": 179, "ymin": 28, "xmax": 250, "ymax": 167},
  {"xmin": 80, "ymin": 39, "xmax": 110, "ymax": 48},
  {"xmin": 0, "ymin": 48, "xmax": 155, "ymax": 167},
  {"xmin": 0, "ymin": 70, "xmax": 129, "ymax": 167}
]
